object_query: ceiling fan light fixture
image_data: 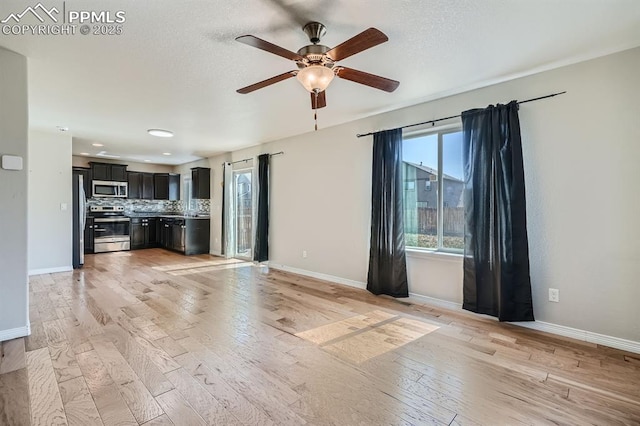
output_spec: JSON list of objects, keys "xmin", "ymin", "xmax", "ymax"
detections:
[{"xmin": 296, "ymin": 65, "xmax": 335, "ymax": 93}]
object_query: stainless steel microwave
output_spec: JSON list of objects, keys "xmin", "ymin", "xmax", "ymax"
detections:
[{"xmin": 92, "ymin": 180, "xmax": 128, "ymax": 198}]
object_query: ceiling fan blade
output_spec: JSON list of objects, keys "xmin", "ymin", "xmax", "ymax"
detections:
[
  {"xmin": 311, "ymin": 91, "xmax": 327, "ymax": 109},
  {"xmin": 336, "ymin": 67, "xmax": 399, "ymax": 92},
  {"xmin": 237, "ymin": 71, "xmax": 296, "ymax": 94},
  {"xmin": 326, "ymin": 28, "xmax": 388, "ymax": 61},
  {"xmin": 236, "ymin": 35, "xmax": 303, "ymax": 61}
]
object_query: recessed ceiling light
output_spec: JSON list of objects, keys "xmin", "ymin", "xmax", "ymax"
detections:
[
  {"xmin": 162, "ymin": 152, "xmax": 172, "ymax": 156},
  {"xmin": 57, "ymin": 126, "xmax": 69, "ymax": 132},
  {"xmin": 148, "ymin": 129, "xmax": 174, "ymax": 138},
  {"xmin": 80, "ymin": 152, "xmax": 89, "ymax": 155},
  {"xmin": 92, "ymin": 143, "xmax": 104, "ymax": 147},
  {"xmin": 144, "ymin": 160, "xmax": 151, "ymax": 162}
]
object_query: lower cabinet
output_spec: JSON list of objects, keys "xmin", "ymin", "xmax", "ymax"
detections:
[
  {"xmin": 157, "ymin": 217, "xmax": 210, "ymax": 255},
  {"xmin": 185, "ymin": 218, "xmax": 210, "ymax": 255},
  {"xmin": 84, "ymin": 217, "xmax": 94, "ymax": 254},
  {"xmin": 171, "ymin": 219, "xmax": 186, "ymax": 253},
  {"xmin": 131, "ymin": 217, "xmax": 159, "ymax": 250}
]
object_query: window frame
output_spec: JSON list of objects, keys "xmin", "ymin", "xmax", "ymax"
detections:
[{"xmin": 403, "ymin": 124, "xmax": 464, "ymax": 255}]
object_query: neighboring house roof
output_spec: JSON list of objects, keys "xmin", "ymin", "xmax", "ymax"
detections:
[{"xmin": 403, "ymin": 161, "xmax": 463, "ymax": 183}]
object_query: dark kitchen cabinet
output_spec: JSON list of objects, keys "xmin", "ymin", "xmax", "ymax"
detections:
[
  {"xmin": 90, "ymin": 162, "xmax": 128, "ymax": 182},
  {"xmin": 128, "ymin": 172, "xmax": 154, "ymax": 200},
  {"xmin": 73, "ymin": 167, "xmax": 92, "ymax": 199},
  {"xmin": 142, "ymin": 173, "xmax": 154, "ymax": 199},
  {"xmin": 171, "ymin": 219, "xmax": 186, "ymax": 253},
  {"xmin": 84, "ymin": 217, "xmax": 94, "ymax": 254},
  {"xmin": 154, "ymin": 173, "xmax": 180, "ymax": 200},
  {"xmin": 185, "ymin": 218, "xmax": 210, "ymax": 255},
  {"xmin": 111, "ymin": 165, "xmax": 128, "ymax": 182},
  {"xmin": 158, "ymin": 217, "xmax": 172, "ymax": 248},
  {"xmin": 131, "ymin": 217, "xmax": 159, "ymax": 249},
  {"xmin": 191, "ymin": 167, "xmax": 211, "ymax": 199},
  {"xmin": 158, "ymin": 217, "xmax": 209, "ymax": 255},
  {"xmin": 130, "ymin": 218, "xmax": 145, "ymax": 249},
  {"xmin": 128, "ymin": 172, "xmax": 142, "ymax": 199}
]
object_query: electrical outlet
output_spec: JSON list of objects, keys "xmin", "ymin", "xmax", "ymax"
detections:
[
  {"xmin": 548, "ymin": 288, "xmax": 560, "ymax": 303},
  {"xmin": 302, "ymin": 250, "xmax": 307, "ymax": 259}
]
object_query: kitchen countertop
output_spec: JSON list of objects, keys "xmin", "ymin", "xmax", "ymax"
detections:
[{"xmin": 126, "ymin": 213, "xmax": 210, "ymax": 219}]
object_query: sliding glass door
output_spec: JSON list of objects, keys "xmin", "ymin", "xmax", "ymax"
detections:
[{"xmin": 233, "ymin": 169, "xmax": 253, "ymax": 259}]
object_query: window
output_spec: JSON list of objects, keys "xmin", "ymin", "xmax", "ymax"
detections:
[
  {"xmin": 183, "ymin": 176, "xmax": 193, "ymax": 211},
  {"xmin": 403, "ymin": 128, "xmax": 464, "ymax": 251},
  {"xmin": 405, "ymin": 180, "xmax": 415, "ymax": 191}
]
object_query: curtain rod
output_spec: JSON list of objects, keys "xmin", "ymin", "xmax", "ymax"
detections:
[
  {"xmin": 355, "ymin": 91, "xmax": 567, "ymax": 138},
  {"xmin": 227, "ymin": 151, "xmax": 285, "ymax": 165}
]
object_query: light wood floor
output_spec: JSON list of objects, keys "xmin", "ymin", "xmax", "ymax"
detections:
[{"xmin": 1, "ymin": 249, "xmax": 639, "ymax": 425}]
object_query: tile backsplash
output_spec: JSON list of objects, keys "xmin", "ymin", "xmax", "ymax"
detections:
[{"xmin": 87, "ymin": 198, "xmax": 210, "ymax": 215}]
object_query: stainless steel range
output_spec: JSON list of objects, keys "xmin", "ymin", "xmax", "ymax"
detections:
[{"xmin": 90, "ymin": 206, "xmax": 130, "ymax": 253}]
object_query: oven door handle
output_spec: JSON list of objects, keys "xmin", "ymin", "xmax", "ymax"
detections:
[
  {"xmin": 94, "ymin": 217, "xmax": 130, "ymax": 223},
  {"xmin": 94, "ymin": 228, "xmax": 108, "ymax": 232}
]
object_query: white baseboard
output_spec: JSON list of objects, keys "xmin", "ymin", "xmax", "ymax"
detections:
[
  {"xmin": 511, "ymin": 320, "xmax": 640, "ymax": 354},
  {"xmin": 0, "ymin": 325, "xmax": 31, "ymax": 342},
  {"xmin": 408, "ymin": 293, "xmax": 640, "ymax": 354},
  {"xmin": 408, "ymin": 292, "xmax": 463, "ymax": 311},
  {"xmin": 267, "ymin": 263, "xmax": 367, "ymax": 290},
  {"xmin": 28, "ymin": 265, "xmax": 72, "ymax": 276}
]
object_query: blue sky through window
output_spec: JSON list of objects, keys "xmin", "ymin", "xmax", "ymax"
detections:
[{"xmin": 402, "ymin": 131, "xmax": 464, "ymax": 180}]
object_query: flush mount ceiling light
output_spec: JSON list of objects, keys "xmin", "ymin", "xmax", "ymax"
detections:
[
  {"xmin": 96, "ymin": 151, "xmax": 120, "ymax": 159},
  {"xmin": 162, "ymin": 152, "xmax": 172, "ymax": 156},
  {"xmin": 92, "ymin": 143, "xmax": 104, "ymax": 147},
  {"xmin": 144, "ymin": 160, "xmax": 151, "ymax": 162},
  {"xmin": 148, "ymin": 129, "xmax": 174, "ymax": 138}
]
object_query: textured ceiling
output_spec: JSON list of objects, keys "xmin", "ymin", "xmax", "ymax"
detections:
[{"xmin": 1, "ymin": 0, "xmax": 639, "ymax": 165}]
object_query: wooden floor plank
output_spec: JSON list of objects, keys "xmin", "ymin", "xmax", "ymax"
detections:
[
  {"xmin": 0, "ymin": 338, "xmax": 26, "ymax": 374},
  {"xmin": 48, "ymin": 341, "xmax": 83, "ymax": 383},
  {"xmin": 75, "ymin": 350, "xmax": 138, "ymax": 426},
  {"xmin": 26, "ymin": 347, "xmax": 68, "ymax": 425},
  {"xmin": 0, "ymin": 368, "xmax": 31, "ymax": 425},
  {"xmin": 154, "ymin": 389, "xmax": 206, "ymax": 426},
  {"xmin": 89, "ymin": 338, "xmax": 164, "ymax": 423},
  {"xmin": 165, "ymin": 368, "xmax": 242, "ymax": 425},
  {"xmin": 58, "ymin": 376, "xmax": 103, "ymax": 425}
]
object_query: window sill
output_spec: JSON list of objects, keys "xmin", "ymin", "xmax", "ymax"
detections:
[{"xmin": 406, "ymin": 248, "xmax": 463, "ymax": 262}]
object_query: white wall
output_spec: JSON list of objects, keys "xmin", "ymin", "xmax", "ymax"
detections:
[
  {"xmin": 72, "ymin": 155, "xmax": 173, "ymax": 173},
  {"xmin": 28, "ymin": 131, "xmax": 73, "ymax": 274},
  {"xmin": 0, "ymin": 47, "xmax": 29, "ymax": 340},
  {"xmin": 204, "ymin": 47, "xmax": 640, "ymax": 344}
]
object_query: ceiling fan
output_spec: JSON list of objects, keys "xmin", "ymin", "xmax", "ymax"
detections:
[{"xmin": 235, "ymin": 22, "xmax": 400, "ymax": 111}]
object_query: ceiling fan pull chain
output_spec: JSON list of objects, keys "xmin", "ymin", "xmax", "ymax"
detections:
[{"xmin": 314, "ymin": 91, "xmax": 319, "ymax": 131}]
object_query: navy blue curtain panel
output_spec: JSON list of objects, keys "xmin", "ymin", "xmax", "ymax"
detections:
[
  {"xmin": 254, "ymin": 154, "xmax": 270, "ymax": 262},
  {"xmin": 461, "ymin": 101, "xmax": 534, "ymax": 321},
  {"xmin": 367, "ymin": 128, "xmax": 409, "ymax": 297}
]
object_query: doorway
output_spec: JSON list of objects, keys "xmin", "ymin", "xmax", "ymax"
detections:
[{"xmin": 233, "ymin": 169, "xmax": 253, "ymax": 259}]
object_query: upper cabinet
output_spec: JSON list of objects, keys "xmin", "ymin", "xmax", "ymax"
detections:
[
  {"xmin": 128, "ymin": 171, "xmax": 154, "ymax": 200},
  {"xmin": 154, "ymin": 173, "xmax": 180, "ymax": 200},
  {"xmin": 90, "ymin": 162, "xmax": 128, "ymax": 182},
  {"xmin": 191, "ymin": 167, "xmax": 211, "ymax": 199}
]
